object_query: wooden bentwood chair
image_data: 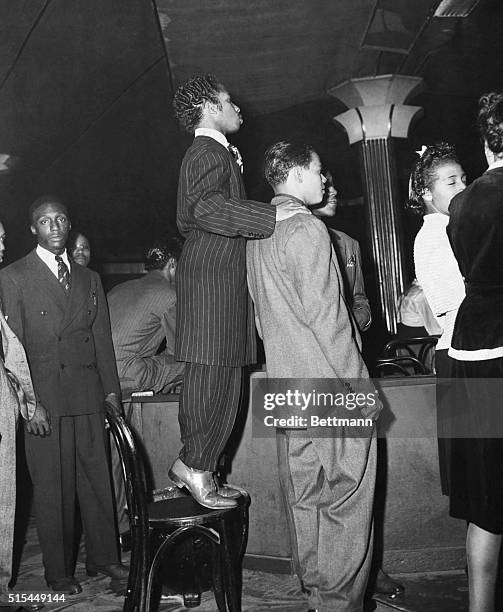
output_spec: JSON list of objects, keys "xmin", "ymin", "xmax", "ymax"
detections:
[{"xmin": 105, "ymin": 402, "xmax": 250, "ymax": 612}]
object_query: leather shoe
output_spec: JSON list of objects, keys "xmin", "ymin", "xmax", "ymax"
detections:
[
  {"xmin": 213, "ymin": 475, "xmax": 247, "ymax": 499},
  {"xmin": 86, "ymin": 563, "xmax": 129, "ymax": 580},
  {"xmin": 169, "ymin": 459, "xmax": 237, "ymax": 509},
  {"xmin": 374, "ymin": 569, "xmax": 404, "ymax": 596},
  {"xmin": 46, "ymin": 577, "xmax": 82, "ymax": 595}
]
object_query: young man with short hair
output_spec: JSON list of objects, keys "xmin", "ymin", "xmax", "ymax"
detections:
[
  {"xmin": 170, "ymin": 75, "xmax": 304, "ymax": 508},
  {"xmin": 0, "ymin": 196, "xmax": 127, "ymax": 594},
  {"xmin": 247, "ymin": 141, "xmax": 381, "ymax": 611}
]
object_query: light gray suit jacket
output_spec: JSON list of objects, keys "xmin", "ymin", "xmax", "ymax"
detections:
[
  {"xmin": 247, "ymin": 199, "xmax": 382, "ymax": 421},
  {"xmin": 247, "ymin": 203, "xmax": 372, "ymax": 383},
  {"xmin": 0, "ymin": 309, "xmax": 35, "ymax": 592},
  {"xmin": 107, "ymin": 270, "xmax": 184, "ymax": 393}
]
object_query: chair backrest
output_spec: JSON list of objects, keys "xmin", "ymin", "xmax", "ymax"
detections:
[
  {"xmin": 105, "ymin": 402, "xmax": 150, "ymax": 552},
  {"xmin": 375, "ymin": 355, "xmax": 427, "ymax": 377},
  {"xmin": 383, "ymin": 336, "xmax": 439, "ymax": 374}
]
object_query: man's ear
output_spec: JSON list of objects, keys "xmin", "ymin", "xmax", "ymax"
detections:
[
  {"xmin": 204, "ymin": 100, "xmax": 218, "ymax": 116},
  {"xmin": 423, "ymin": 188, "xmax": 433, "ymax": 203},
  {"xmin": 30, "ymin": 225, "xmax": 37, "ymax": 236}
]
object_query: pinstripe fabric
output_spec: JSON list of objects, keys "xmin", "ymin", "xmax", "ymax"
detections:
[
  {"xmin": 175, "ymin": 134, "xmax": 274, "ymax": 469},
  {"xmin": 176, "ymin": 136, "xmax": 276, "ymax": 366},
  {"xmin": 178, "ymin": 363, "xmax": 241, "ymax": 471}
]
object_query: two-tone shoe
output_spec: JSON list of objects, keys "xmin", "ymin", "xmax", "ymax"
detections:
[{"xmin": 168, "ymin": 458, "xmax": 237, "ymax": 509}]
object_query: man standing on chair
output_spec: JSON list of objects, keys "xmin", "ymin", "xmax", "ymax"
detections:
[
  {"xmin": 170, "ymin": 74, "xmax": 304, "ymax": 509},
  {"xmin": 0, "ymin": 196, "xmax": 128, "ymax": 594}
]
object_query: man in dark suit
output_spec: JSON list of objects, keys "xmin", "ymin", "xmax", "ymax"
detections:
[
  {"xmin": 0, "ymin": 196, "xmax": 128, "ymax": 594},
  {"xmin": 170, "ymin": 74, "xmax": 305, "ymax": 508},
  {"xmin": 311, "ymin": 171, "xmax": 371, "ymax": 332}
]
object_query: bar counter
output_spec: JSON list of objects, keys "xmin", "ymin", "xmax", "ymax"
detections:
[{"xmin": 126, "ymin": 372, "xmax": 465, "ymax": 573}]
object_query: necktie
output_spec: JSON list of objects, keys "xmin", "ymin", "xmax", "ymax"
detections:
[
  {"xmin": 227, "ymin": 144, "xmax": 243, "ymax": 173},
  {"xmin": 55, "ymin": 255, "xmax": 71, "ymax": 291}
]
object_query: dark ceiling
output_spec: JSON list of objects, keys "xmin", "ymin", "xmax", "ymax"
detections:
[{"xmin": 0, "ymin": 0, "xmax": 502, "ymax": 261}]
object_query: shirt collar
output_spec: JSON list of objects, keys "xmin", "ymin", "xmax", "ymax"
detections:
[
  {"xmin": 272, "ymin": 193, "xmax": 308, "ymax": 207},
  {"xmin": 486, "ymin": 158, "xmax": 503, "ymax": 172},
  {"xmin": 36, "ymin": 244, "xmax": 70, "ymax": 268},
  {"xmin": 195, "ymin": 128, "xmax": 229, "ymax": 149}
]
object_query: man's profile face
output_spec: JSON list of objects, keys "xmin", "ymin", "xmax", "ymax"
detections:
[
  {"xmin": 213, "ymin": 89, "xmax": 242, "ymax": 135},
  {"xmin": 299, "ymin": 153, "xmax": 326, "ymax": 205},
  {"xmin": 30, "ymin": 202, "xmax": 71, "ymax": 255}
]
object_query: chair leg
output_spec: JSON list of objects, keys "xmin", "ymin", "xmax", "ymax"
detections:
[
  {"xmin": 138, "ymin": 527, "xmax": 152, "ymax": 612},
  {"xmin": 220, "ymin": 520, "xmax": 241, "ymax": 612},
  {"xmin": 237, "ymin": 496, "xmax": 250, "ymax": 561},
  {"xmin": 123, "ymin": 524, "xmax": 144, "ymax": 612},
  {"xmin": 211, "ymin": 539, "xmax": 227, "ymax": 612}
]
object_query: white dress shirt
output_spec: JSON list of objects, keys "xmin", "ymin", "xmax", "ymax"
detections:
[{"xmin": 36, "ymin": 245, "xmax": 71, "ymax": 279}]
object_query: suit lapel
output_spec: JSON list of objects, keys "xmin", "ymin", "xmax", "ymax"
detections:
[
  {"xmin": 59, "ymin": 262, "xmax": 89, "ymax": 332},
  {"xmin": 26, "ymin": 251, "xmax": 68, "ymax": 315}
]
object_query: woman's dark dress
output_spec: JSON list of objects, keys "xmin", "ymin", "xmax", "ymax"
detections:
[{"xmin": 447, "ymin": 165, "xmax": 503, "ymax": 534}]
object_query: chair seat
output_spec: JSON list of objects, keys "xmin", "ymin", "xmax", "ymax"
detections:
[
  {"xmin": 148, "ymin": 495, "xmax": 242, "ymax": 525},
  {"xmin": 106, "ymin": 403, "xmax": 248, "ymax": 611}
]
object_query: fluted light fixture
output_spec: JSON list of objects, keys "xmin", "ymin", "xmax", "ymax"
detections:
[{"xmin": 434, "ymin": 0, "xmax": 481, "ymax": 17}]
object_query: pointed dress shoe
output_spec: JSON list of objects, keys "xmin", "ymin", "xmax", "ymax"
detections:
[
  {"xmin": 46, "ymin": 577, "xmax": 82, "ymax": 595},
  {"xmin": 86, "ymin": 563, "xmax": 129, "ymax": 580},
  {"xmin": 168, "ymin": 458, "xmax": 237, "ymax": 509},
  {"xmin": 213, "ymin": 474, "xmax": 247, "ymax": 499},
  {"xmin": 374, "ymin": 569, "xmax": 405, "ymax": 596}
]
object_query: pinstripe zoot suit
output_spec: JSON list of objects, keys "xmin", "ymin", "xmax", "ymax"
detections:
[{"xmin": 175, "ymin": 133, "xmax": 276, "ymax": 471}]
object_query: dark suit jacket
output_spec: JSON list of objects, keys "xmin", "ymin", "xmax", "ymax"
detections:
[
  {"xmin": 176, "ymin": 135, "xmax": 276, "ymax": 366},
  {"xmin": 329, "ymin": 229, "xmax": 372, "ymax": 332},
  {"xmin": 0, "ymin": 250, "xmax": 120, "ymax": 417}
]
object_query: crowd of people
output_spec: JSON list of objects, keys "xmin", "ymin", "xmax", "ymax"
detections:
[{"xmin": 0, "ymin": 73, "xmax": 502, "ymax": 612}]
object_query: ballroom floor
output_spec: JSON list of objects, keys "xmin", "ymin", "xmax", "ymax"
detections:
[{"xmin": 8, "ymin": 519, "xmax": 479, "ymax": 612}]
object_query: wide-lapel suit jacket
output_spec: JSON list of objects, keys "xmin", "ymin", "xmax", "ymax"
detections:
[
  {"xmin": 176, "ymin": 135, "xmax": 276, "ymax": 366},
  {"xmin": 329, "ymin": 229, "xmax": 372, "ymax": 332},
  {"xmin": 0, "ymin": 250, "xmax": 120, "ymax": 417}
]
